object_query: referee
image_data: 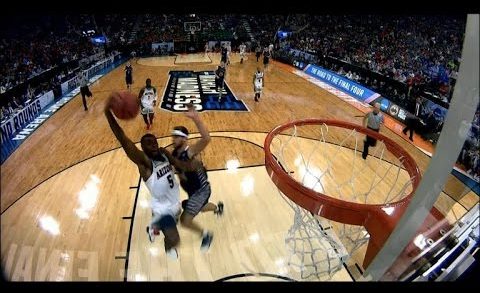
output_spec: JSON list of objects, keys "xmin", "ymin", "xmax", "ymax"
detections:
[
  {"xmin": 362, "ymin": 102, "xmax": 384, "ymax": 160},
  {"xmin": 78, "ymin": 71, "xmax": 92, "ymax": 111}
]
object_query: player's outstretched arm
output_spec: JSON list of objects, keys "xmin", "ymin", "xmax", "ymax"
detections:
[
  {"xmin": 158, "ymin": 147, "xmax": 199, "ymax": 171},
  {"xmin": 104, "ymin": 99, "xmax": 148, "ymax": 167},
  {"xmin": 184, "ymin": 103, "xmax": 211, "ymax": 157}
]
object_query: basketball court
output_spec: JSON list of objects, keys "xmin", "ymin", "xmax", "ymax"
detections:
[{"xmin": 1, "ymin": 30, "xmax": 478, "ymax": 281}]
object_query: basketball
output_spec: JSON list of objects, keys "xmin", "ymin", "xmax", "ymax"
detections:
[{"xmin": 109, "ymin": 91, "xmax": 139, "ymax": 120}]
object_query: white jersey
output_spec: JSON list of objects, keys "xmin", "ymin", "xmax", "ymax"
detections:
[
  {"xmin": 144, "ymin": 154, "xmax": 181, "ymax": 216},
  {"xmin": 254, "ymin": 71, "xmax": 264, "ymax": 92},
  {"xmin": 268, "ymin": 44, "xmax": 273, "ymax": 53},
  {"xmin": 239, "ymin": 44, "xmax": 246, "ymax": 54},
  {"xmin": 141, "ymin": 87, "xmax": 157, "ymax": 109},
  {"xmin": 254, "ymin": 71, "xmax": 264, "ymax": 86}
]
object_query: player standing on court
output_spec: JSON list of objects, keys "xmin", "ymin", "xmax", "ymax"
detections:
[
  {"xmin": 362, "ymin": 102, "xmax": 384, "ymax": 159},
  {"xmin": 226, "ymin": 43, "xmax": 232, "ymax": 66},
  {"xmin": 215, "ymin": 61, "xmax": 226, "ymax": 102},
  {"xmin": 171, "ymin": 104, "xmax": 224, "ymax": 252},
  {"xmin": 253, "ymin": 67, "xmax": 264, "ymax": 102},
  {"xmin": 220, "ymin": 44, "xmax": 228, "ymax": 66},
  {"xmin": 78, "ymin": 70, "xmax": 93, "ymax": 111},
  {"xmin": 139, "ymin": 78, "xmax": 157, "ymax": 130},
  {"xmin": 125, "ymin": 62, "xmax": 133, "ymax": 90},
  {"xmin": 239, "ymin": 42, "xmax": 246, "ymax": 64},
  {"xmin": 255, "ymin": 45, "xmax": 262, "ymax": 62},
  {"xmin": 263, "ymin": 47, "xmax": 271, "ymax": 70}
]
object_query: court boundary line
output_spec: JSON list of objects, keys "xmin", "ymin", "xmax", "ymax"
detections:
[
  {"xmin": 0, "ymin": 58, "xmax": 129, "ymax": 166},
  {"xmin": 214, "ymin": 272, "xmax": 296, "ymax": 282},
  {"xmin": 173, "ymin": 53, "xmax": 213, "ymax": 65},
  {"xmin": 343, "ymin": 263, "xmax": 356, "ymax": 282},
  {"xmin": 123, "ymin": 175, "xmax": 141, "ymax": 282}
]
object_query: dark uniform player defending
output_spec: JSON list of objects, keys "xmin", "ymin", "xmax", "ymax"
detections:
[
  {"xmin": 171, "ymin": 104, "xmax": 224, "ymax": 251},
  {"xmin": 220, "ymin": 44, "xmax": 228, "ymax": 65},
  {"xmin": 263, "ymin": 47, "xmax": 271, "ymax": 70},
  {"xmin": 215, "ymin": 61, "xmax": 226, "ymax": 102},
  {"xmin": 255, "ymin": 45, "xmax": 262, "ymax": 62},
  {"xmin": 125, "ymin": 62, "xmax": 133, "ymax": 90}
]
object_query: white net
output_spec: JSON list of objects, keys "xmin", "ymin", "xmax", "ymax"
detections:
[
  {"xmin": 278, "ymin": 189, "xmax": 348, "ymax": 279},
  {"xmin": 269, "ymin": 121, "xmax": 417, "ymax": 279}
]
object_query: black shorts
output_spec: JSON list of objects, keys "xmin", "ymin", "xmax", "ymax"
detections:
[
  {"xmin": 263, "ymin": 58, "xmax": 269, "ymax": 65},
  {"xmin": 215, "ymin": 78, "xmax": 224, "ymax": 89},
  {"xmin": 182, "ymin": 184, "xmax": 211, "ymax": 217},
  {"xmin": 221, "ymin": 56, "xmax": 227, "ymax": 63},
  {"xmin": 365, "ymin": 127, "xmax": 380, "ymax": 147},
  {"xmin": 151, "ymin": 214, "xmax": 177, "ymax": 231},
  {"xmin": 126, "ymin": 75, "xmax": 132, "ymax": 85},
  {"xmin": 80, "ymin": 86, "xmax": 92, "ymax": 98},
  {"xmin": 256, "ymin": 52, "xmax": 261, "ymax": 58}
]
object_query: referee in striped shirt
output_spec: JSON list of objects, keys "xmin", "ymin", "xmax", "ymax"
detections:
[
  {"xmin": 362, "ymin": 102, "xmax": 384, "ymax": 160},
  {"xmin": 78, "ymin": 71, "xmax": 92, "ymax": 111}
]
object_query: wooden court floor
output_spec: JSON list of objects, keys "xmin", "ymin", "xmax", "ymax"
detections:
[{"xmin": 1, "ymin": 53, "xmax": 477, "ymax": 281}]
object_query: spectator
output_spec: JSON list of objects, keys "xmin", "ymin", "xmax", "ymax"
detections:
[
  {"xmin": 1, "ymin": 106, "xmax": 7, "ymax": 119},
  {"xmin": 12, "ymin": 97, "xmax": 23, "ymax": 110},
  {"xmin": 6, "ymin": 102, "xmax": 14, "ymax": 115}
]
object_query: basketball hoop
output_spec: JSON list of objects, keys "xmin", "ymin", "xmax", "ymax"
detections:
[{"xmin": 264, "ymin": 119, "xmax": 421, "ymax": 279}]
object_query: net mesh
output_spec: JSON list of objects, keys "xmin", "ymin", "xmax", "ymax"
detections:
[{"xmin": 269, "ymin": 121, "xmax": 416, "ymax": 279}]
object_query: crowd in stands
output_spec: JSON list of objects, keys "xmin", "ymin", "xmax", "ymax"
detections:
[
  {"xmin": 280, "ymin": 15, "xmax": 466, "ymax": 104},
  {"xmin": 0, "ymin": 15, "xmax": 100, "ymax": 93},
  {"xmin": 0, "ymin": 15, "xmax": 467, "ymax": 106},
  {"xmin": 0, "ymin": 13, "xmax": 477, "ymax": 180},
  {"xmin": 458, "ymin": 110, "xmax": 480, "ymax": 181}
]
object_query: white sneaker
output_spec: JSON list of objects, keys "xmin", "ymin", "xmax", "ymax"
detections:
[
  {"xmin": 146, "ymin": 226, "xmax": 155, "ymax": 243},
  {"xmin": 166, "ymin": 248, "xmax": 178, "ymax": 260}
]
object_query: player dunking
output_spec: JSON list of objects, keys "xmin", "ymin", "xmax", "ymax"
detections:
[
  {"xmin": 139, "ymin": 78, "xmax": 157, "ymax": 130},
  {"xmin": 104, "ymin": 98, "xmax": 197, "ymax": 259},
  {"xmin": 125, "ymin": 62, "xmax": 133, "ymax": 90},
  {"xmin": 239, "ymin": 43, "xmax": 246, "ymax": 64},
  {"xmin": 215, "ymin": 61, "xmax": 226, "ymax": 102},
  {"xmin": 253, "ymin": 67, "xmax": 264, "ymax": 102},
  {"xmin": 171, "ymin": 104, "xmax": 224, "ymax": 251}
]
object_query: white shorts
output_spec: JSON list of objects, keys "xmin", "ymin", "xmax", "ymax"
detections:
[
  {"xmin": 141, "ymin": 106, "xmax": 154, "ymax": 115},
  {"xmin": 240, "ymin": 52, "xmax": 246, "ymax": 58},
  {"xmin": 151, "ymin": 203, "xmax": 181, "ymax": 226},
  {"xmin": 254, "ymin": 82, "xmax": 263, "ymax": 93}
]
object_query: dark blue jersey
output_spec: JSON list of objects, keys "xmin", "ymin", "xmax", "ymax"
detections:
[
  {"xmin": 215, "ymin": 66, "xmax": 226, "ymax": 80},
  {"xmin": 172, "ymin": 147, "xmax": 209, "ymax": 196},
  {"xmin": 221, "ymin": 47, "xmax": 228, "ymax": 60}
]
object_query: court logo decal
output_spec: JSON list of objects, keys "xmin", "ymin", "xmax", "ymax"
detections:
[{"xmin": 160, "ymin": 71, "xmax": 249, "ymax": 112}]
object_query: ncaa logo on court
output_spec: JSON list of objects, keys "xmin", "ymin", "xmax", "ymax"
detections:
[{"xmin": 160, "ymin": 71, "xmax": 249, "ymax": 112}]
